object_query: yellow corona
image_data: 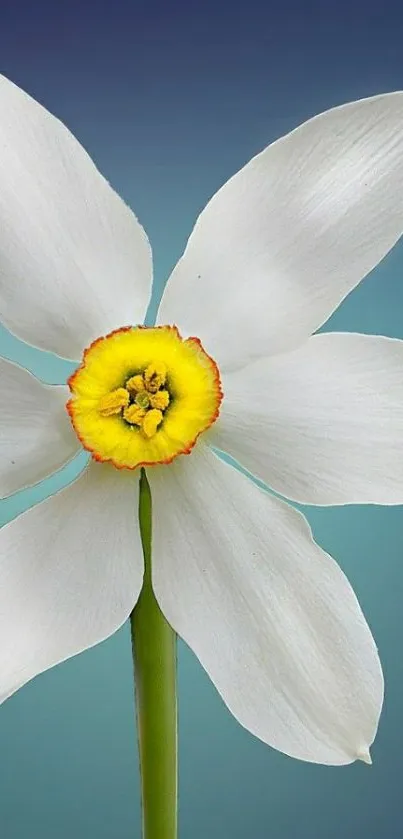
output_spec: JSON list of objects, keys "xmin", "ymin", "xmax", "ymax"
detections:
[{"xmin": 67, "ymin": 326, "xmax": 223, "ymax": 469}]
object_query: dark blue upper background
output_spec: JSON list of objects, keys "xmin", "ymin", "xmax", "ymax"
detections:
[{"xmin": 2, "ymin": 0, "xmax": 403, "ymax": 288}]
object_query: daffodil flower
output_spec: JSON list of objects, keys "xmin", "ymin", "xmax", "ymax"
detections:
[{"xmin": 1, "ymin": 74, "xmax": 403, "ymax": 786}]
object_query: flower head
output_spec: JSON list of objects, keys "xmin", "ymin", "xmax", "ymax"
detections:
[{"xmin": 1, "ymin": 75, "xmax": 403, "ymax": 764}]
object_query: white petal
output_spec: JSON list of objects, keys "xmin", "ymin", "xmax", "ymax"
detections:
[
  {"xmin": 0, "ymin": 75, "xmax": 152, "ymax": 359},
  {"xmin": 212, "ymin": 333, "xmax": 403, "ymax": 505},
  {"xmin": 0, "ymin": 358, "xmax": 80, "ymax": 498},
  {"xmin": 148, "ymin": 445, "xmax": 383, "ymax": 765},
  {"xmin": 0, "ymin": 461, "xmax": 143, "ymax": 702},
  {"xmin": 158, "ymin": 93, "xmax": 403, "ymax": 371}
]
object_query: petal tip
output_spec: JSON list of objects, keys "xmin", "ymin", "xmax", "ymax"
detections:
[{"xmin": 356, "ymin": 746, "xmax": 372, "ymax": 765}]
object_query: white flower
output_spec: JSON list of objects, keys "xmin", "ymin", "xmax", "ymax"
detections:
[{"xmin": 1, "ymin": 75, "xmax": 402, "ymax": 766}]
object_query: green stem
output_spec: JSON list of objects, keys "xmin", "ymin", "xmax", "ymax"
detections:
[{"xmin": 130, "ymin": 469, "xmax": 178, "ymax": 839}]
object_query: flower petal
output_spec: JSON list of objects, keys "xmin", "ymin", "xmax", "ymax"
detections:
[
  {"xmin": 148, "ymin": 445, "xmax": 383, "ymax": 765},
  {"xmin": 0, "ymin": 461, "xmax": 143, "ymax": 703},
  {"xmin": 0, "ymin": 358, "xmax": 80, "ymax": 498},
  {"xmin": 158, "ymin": 93, "xmax": 403, "ymax": 371},
  {"xmin": 0, "ymin": 75, "xmax": 152, "ymax": 359},
  {"xmin": 212, "ymin": 333, "xmax": 403, "ymax": 505}
]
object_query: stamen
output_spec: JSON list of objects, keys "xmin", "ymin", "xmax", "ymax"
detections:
[
  {"xmin": 149, "ymin": 389, "xmax": 170, "ymax": 411},
  {"xmin": 126, "ymin": 374, "xmax": 145, "ymax": 394},
  {"xmin": 144, "ymin": 362, "xmax": 167, "ymax": 393},
  {"xmin": 99, "ymin": 388, "xmax": 130, "ymax": 416},
  {"xmin": 142, "ymin": 408, "xmax": 164, "ymax": 438},
  {"xmin": 124, "ymin": 404, "xmax": 146, "ymax": 426}
]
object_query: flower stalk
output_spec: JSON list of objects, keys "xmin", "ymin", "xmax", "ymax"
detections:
[{"xmin": 130, "ymin": 469, "xmax": 178, "ymax": 839}]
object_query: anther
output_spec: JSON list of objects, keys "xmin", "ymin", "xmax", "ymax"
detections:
[
  {"xmin": 149, "ymin": 389, "xmax": 170, "ymax": 411},
  {"xmin": 142, "ymin": 408, "xmax": 163, "ymax": 438},
  {"xmin": 126, "ymin": 374, "xmax": 145, "ymax": 394},
  {"xmin": 144, "ymin": 362, "xmax": 167, "ymax": 393},
  {"xmin": 123, "ymin": 404, "xmax": 146, "ymax": 426},
  {"xmin": 99, "ymin": 388, "xmax": 130, "ymax": 416}
]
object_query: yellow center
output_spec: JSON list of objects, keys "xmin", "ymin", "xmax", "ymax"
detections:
[{"xmin": 67, "ymin": 326, "xmax": 223, "ymax": 469}]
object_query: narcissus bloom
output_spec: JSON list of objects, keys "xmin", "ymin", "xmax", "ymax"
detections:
[{"xmin": 1, "ymin": 76, "xmax": 403, "ymax": 765}]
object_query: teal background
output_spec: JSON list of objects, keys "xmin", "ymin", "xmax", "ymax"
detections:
[{"xmin": 1, "ymin": 1, "xmax": 403, "ymax": 836}]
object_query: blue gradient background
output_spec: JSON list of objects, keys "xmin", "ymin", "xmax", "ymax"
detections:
[{"xmin": 0, "ymin": 1, "xmax": 403, "ymax": 836}]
